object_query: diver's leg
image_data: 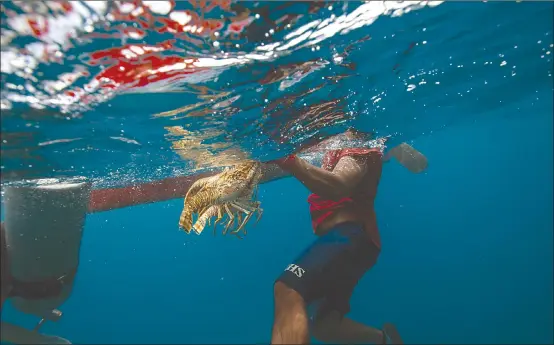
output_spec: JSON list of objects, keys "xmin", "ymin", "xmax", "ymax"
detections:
[
  {"xmin": 308, "ymin": 222, "xmax": 394, "ymax": 344},
  {"xmin": 312, "ymin": 310, "xmax": 386, "ymax": 344},
  {"xmin": 313, "ymin": 312, "xmax": 403, "ymax": 344},
  {"xmin": 271, "ymin": 281, "xmax": 310, "ymax": 344},
  {"xmin": 272, "ymin": 222, "xmax": 372, "ymax": 344},
  {"xmin": 271, "ymin": 229, "xmax": 339, "ymax": 344}
]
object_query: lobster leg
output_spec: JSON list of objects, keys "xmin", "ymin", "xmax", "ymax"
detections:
[
  {"xmin": 230, "ymin": 202, "xmax": 250, "ymax": 214},
  {"xmin": 223, "ymin": 204, "xmax": 236, "ymax": 235},
  {"xmin": 254, "ymin": 206, "xmax": 263, "ymax": 225},
  {"xmin": 213, "ymin": 206, "xmax": 224, "ymax": 236},
  {"xmin": 229, "ymin": 201, "xmax": 257, "ymax": 235},
  {"xmin": 235, "ymin": 212, "xmax": 253, "ymax": 236}
]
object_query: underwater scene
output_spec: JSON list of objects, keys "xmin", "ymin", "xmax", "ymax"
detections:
[{"xmin": 0, "ymin": 1, "xmax": 553, "ymax": 344}]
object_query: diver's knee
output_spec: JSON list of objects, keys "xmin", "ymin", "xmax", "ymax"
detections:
[
  {"xmin": 273, "ymin": 281, "xmax": 305, "ymax": 309},
  {"xmin": 273, "ymin": 281, "xmax": 295, "ymax": 300}
]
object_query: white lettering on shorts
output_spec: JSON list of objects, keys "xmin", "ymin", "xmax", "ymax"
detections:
[{"xmin": 285, "ymin": 264, "xmax": 306, "ymax": 278}]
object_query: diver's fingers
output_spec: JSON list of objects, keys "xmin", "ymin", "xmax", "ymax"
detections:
[{"xmin": 386, "ymin": 143, "xmax": 428, "ymax": 173}]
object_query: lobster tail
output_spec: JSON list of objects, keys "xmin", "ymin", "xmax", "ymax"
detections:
[
  {"xmin": 179, "ymin": 204, "xmax": 194, "ymax": 233},
  {"xmin": 180, "ymin": 187, "xmax": 217, "ymax": 233},
  {"xmin": 192, "ymin": 205, "xmax": 219, "ymax": 235}
]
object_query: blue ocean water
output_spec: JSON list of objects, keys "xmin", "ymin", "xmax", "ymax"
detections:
[{"xmin": 0, "ymin": 1, "xmax": 552, "ymax": 344}]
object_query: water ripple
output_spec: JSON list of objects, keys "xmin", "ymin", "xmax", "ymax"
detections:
[{"xmin": 1, "ymin": 1, "xmax": 552, "ymax": 187}]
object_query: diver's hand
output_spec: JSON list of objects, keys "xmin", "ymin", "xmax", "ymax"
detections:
[{"xmin": 384, "ymin": 142, "xmax": 428, "ymax": 173}]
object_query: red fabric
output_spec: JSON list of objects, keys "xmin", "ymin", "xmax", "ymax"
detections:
[{"xmin": 308, "ymin": 148, "xmax": 383, "ymax": 249}]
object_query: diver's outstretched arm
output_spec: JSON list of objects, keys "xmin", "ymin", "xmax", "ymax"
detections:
[
  {"xmin": 87, "ymin": 145, "xmax": 427, "ymax": 214},
  {"xmin": 88, "ymin": 138, "xmax": 425, "ymax": 213},
  {"xmin": 383, "ymin": 143, "xmax": 428, "ymax": 173},
  {"xmin": 259, "ymin": 162, "xmax": 291, "ymax": 184}
]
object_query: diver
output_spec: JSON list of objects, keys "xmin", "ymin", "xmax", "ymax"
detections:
[
  {"xmin": 1, "ymin": 129, "xmax": 425, "ymax": 344},
  {"xmin": 262, "ymin": 128, "xmax": 427, "ymax": 345}
]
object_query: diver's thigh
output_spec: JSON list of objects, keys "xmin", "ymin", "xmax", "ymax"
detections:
[{"xmin": 275, "ymin": 228, "xmax": 354, "ymax": 304}]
